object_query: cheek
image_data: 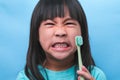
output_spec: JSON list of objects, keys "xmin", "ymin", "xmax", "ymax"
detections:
[
  {"xmin": 39, "ymin": 34, "xmax": 49, "ymax": 52},
  {"xmin": 68, "ymin": 28, "xmax": 81, "ymax": 45},
  {"xmin": 39, "ymin": 27, "xmax": 47, "ymax": 48},
  {"xmin": 38, "ymin": 27, "xmax": 53, "ymax": 50}
]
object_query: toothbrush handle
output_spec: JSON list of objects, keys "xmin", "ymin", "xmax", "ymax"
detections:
[
  {"xmin": 77, "ymin": 46, "xmax": 84, "ymax": 80},
  {"xmin": 80, "ymin": 77, "xmax": 84, "ymax": 80},
  {"xmin": 77, "ymin": 46, "xmax": 82, "ymax": 70}
]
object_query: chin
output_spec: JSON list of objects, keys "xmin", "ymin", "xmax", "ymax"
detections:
[{"xmin": 53, "ymin": 53, "xmax": 74, "ymax": 61}]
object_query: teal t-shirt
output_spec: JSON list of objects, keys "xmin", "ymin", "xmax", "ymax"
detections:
[{"xmin": 16, "ymin": 65, "xmax": 107, "ymax": 80}]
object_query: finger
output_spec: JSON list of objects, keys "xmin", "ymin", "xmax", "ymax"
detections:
[
  {"xmin": 82, "ymin": 66, "xmax": 89, "ymax": 73},
  {"xmin": 77, "ymin": 70, "xmax": 94, "ymax": 80},
  {"xmin": 81, "ymin": 66, "xmax": 95, "ymax": 80},
  {"xmin": 78, "ymin": 76, "xmax": 80, "ymax": 80}
]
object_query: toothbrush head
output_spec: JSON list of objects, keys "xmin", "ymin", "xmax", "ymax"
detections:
[{"xmin": 75, "ymin": 36, "xmax": 83, "ymax": 46}]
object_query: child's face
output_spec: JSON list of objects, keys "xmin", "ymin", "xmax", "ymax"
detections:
[{"xmin": 39, "ymin": 11, "xmax": 81, "ymax": 61}]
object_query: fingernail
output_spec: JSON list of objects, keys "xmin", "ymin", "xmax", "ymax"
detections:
[{"xmin": 77, "ymin": 70, "xmax": 79, "ymax": 73}]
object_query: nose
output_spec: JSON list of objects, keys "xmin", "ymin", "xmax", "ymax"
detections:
[{"xmin": 54, "ymin": 27, "xmax": 67, "ymax": 37}]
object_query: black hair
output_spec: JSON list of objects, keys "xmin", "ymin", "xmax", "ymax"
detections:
[{"xmin": 25, "ymin": 0, "xmax": 95, "ymax": 80}]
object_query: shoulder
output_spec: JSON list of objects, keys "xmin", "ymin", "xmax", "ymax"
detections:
[
  {"xmin": 16, "ymin": 70, "xmax": 29, "ymax": 80},
  {"xmin": 91, "ymin": 66, "xmax": 107, "ymax": 80}
]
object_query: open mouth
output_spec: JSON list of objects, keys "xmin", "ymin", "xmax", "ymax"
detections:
[{"xmin": 52, "ymin": 42, "xmax": 70, "ymax": 48}]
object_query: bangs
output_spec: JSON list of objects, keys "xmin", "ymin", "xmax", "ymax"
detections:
[
  {"xmin": 40, "ymin": 0, "xmax": 65, "ymax": 20},
  {"xmin": 39, "ymin": 0, "xmax": 79, "ymax": 21}
]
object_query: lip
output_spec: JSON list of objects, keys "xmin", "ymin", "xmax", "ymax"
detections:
[{"xmin": 51, "ymin": 41, "xmax": 71, "ymax": 52}]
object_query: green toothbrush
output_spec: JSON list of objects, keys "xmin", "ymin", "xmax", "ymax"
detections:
[{"xmin": 75, "ymin": 36, "xmax": 84, "ymax": 80}]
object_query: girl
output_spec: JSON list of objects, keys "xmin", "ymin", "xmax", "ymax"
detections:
[{"xmin": 17, "ymin": 0, "xmax": 106, "ymax": 80}]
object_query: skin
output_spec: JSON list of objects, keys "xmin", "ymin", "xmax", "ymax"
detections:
[
  {"xmin": 77, "ymin": 66, "xmax": 95, "ymax": 80},
  {"xmin": 39, "ymin": 9, "xmax": 94, "ymax": 80}
]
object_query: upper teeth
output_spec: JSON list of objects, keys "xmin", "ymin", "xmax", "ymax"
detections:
[{"xmin": 54, "ymin": 43, "xmax": 67, "ymax": 48}]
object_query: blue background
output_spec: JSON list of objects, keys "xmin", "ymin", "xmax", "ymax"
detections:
[{"xmin": 0, "ymin": 0, "xmax": 120, "ymax": 80}]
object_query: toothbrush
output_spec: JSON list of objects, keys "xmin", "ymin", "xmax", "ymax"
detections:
[{"xmin": 75, "ymin": 36, "xmax": 84, "ymax": 80}]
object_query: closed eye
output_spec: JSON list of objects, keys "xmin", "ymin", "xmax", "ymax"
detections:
[
  {"xmin": 44, "ymin": 23, "xmax": 55, "ymax": 27},
  {"xmin": 65, "ymin": 22, "xmax": 76, "ymax": 26},
  {"xmin": 45, "ymin": 23, "xmax": 55, "ymax": 25}
]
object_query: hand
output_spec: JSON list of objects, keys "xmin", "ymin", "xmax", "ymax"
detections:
[{"xmin": 77, "ymin": 66, "xmax": 95, "ymax": 80}]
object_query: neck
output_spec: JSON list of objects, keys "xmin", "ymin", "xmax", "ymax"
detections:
[{"xmin": 43, "ymin": 57, "xmax": 75, "ymax": 71}]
